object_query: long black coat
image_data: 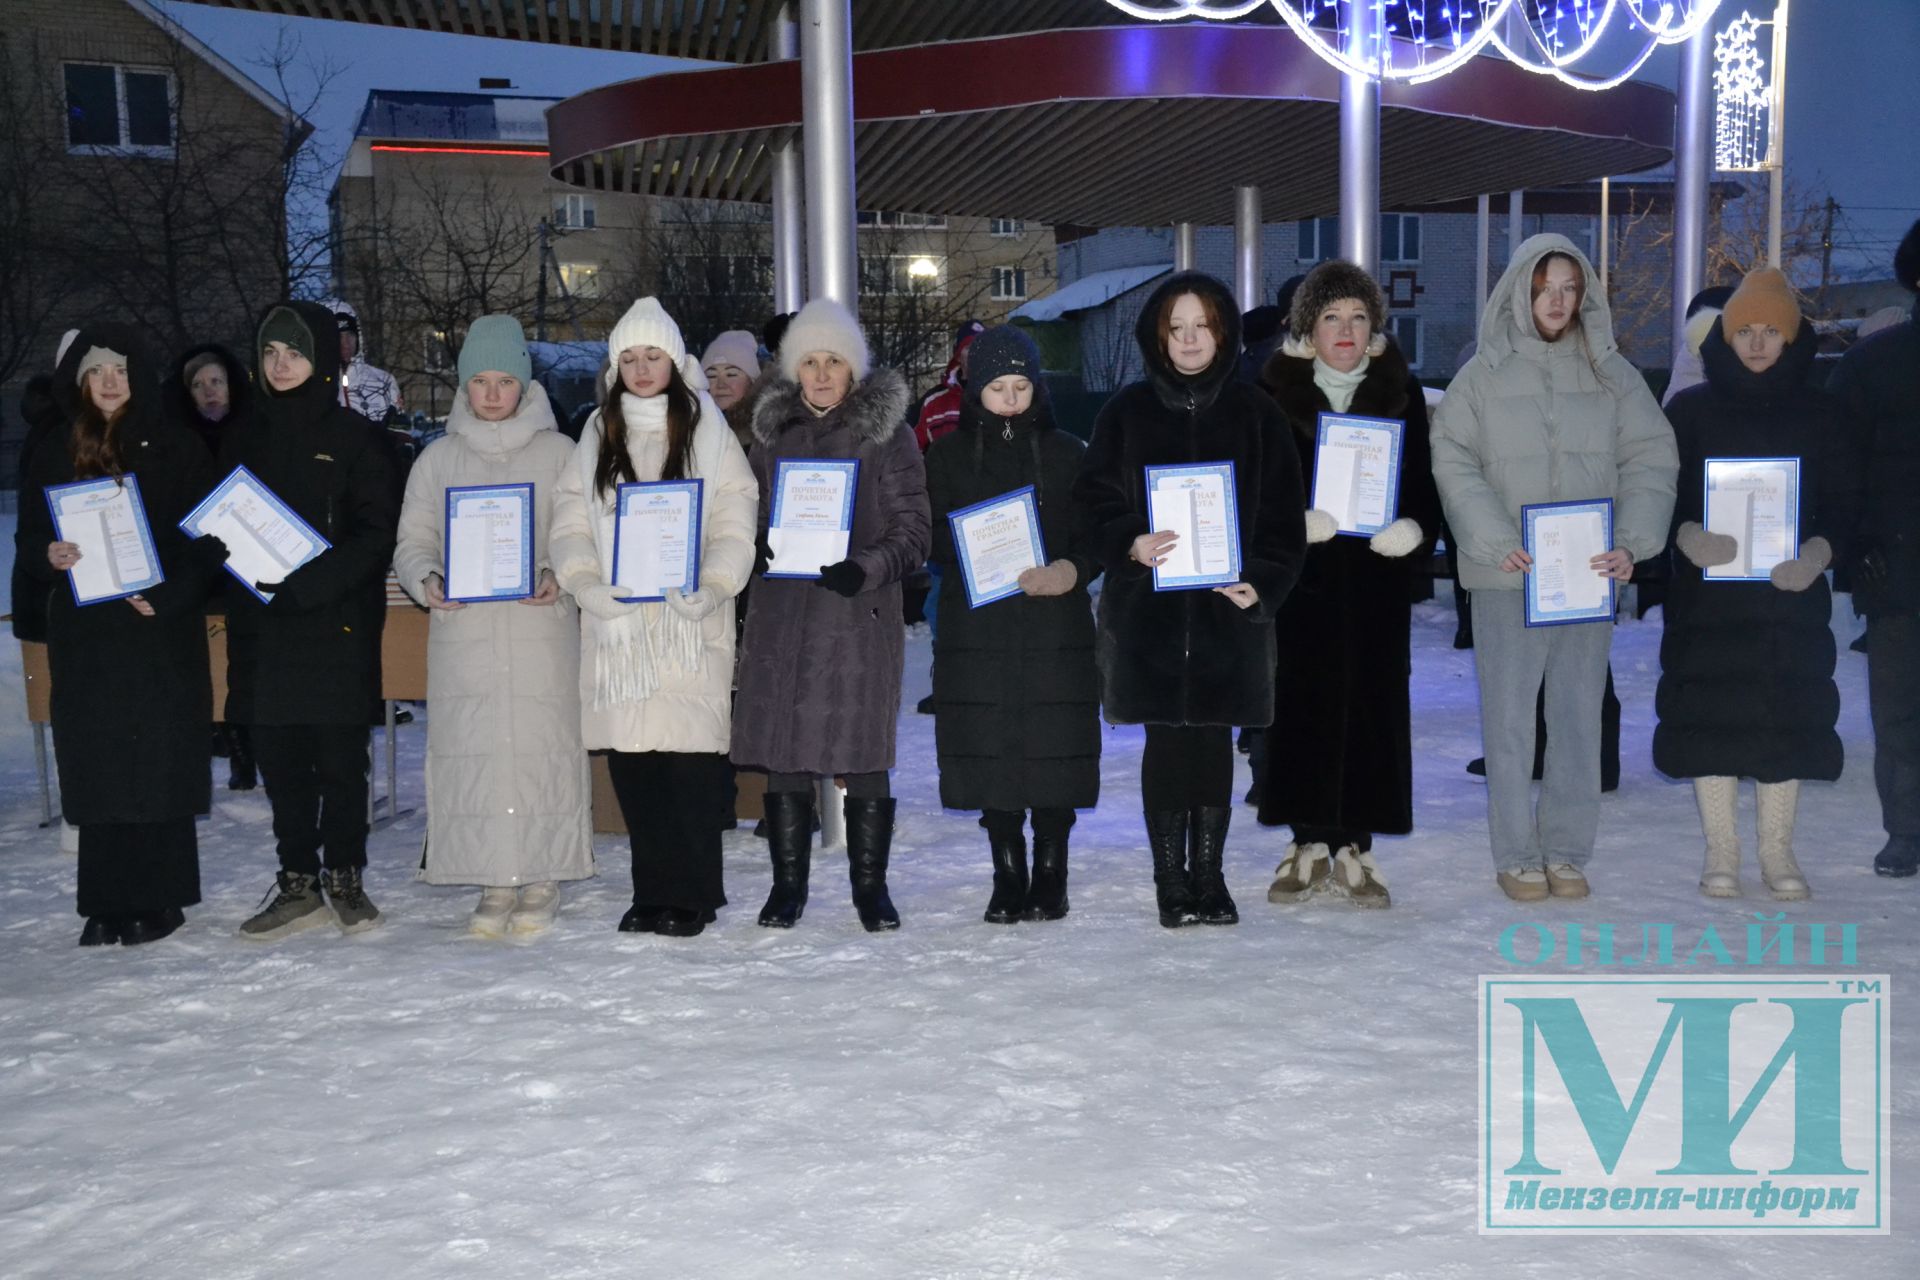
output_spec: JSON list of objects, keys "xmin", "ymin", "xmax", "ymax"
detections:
[
  {"xmin": 1653, "ymin": 325, "xmax": 1860, "ymax": 782},
  {"xmin": 1825, "ymin": 299, "xmax": 1919, "ymax": 619},
  {"xmin": 927, "ymin": 397, "xmax": 1101, "ymax": 812},
  {"xmin": 220, "ymin": 302, "xmax": 397, "ymax": 727},
  {"xmin": 15, "ymin": 328, "xmax": 222, "ymax": 824},
  {"xmin": 1073, "ymin": 272, "xmax": 1308, "ymax": 727},
  {"xmin": 1255, "ymin": 339, "xmax": 1440, "ymax": 835},
  {"xmin": 166, "ymin": 342, "xmax": 255, "ymax": 459}
]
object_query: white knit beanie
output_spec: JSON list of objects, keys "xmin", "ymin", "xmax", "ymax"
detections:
[
  {"xmin": 608, "ymin": 297, "xmax": 708, "ymax": 391},
  {"xmin": 778, "ymin": 298, "xmax": 869, "ymax": 383}
]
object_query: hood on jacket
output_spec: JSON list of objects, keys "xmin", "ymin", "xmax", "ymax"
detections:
[
  {"xmin": 165, "ymin": 342, "xmax": 254, "ymax": 429},
  {"xmin": 446, "ymin": 379, "xmax": 559, "ymax": 457},
  {"xmin": 1133, "ymin": 271, "xmax": 1243, "ymax": 411},
  {"xmin": 51, "ymin": 323, "xmax": 162, "ymax": 428},
  {"xmin": 1476, "ymin": 233, "xmax": 1623, "ymax": 375},
  {"xmin": 255, "ymin": 301, "xmax": 347, "ymax": 425},
  {"xmin": 1698, "ymin": 313, "xmax": 1819, "ymax": 400},
  {"xmin": 750, "ymin": 366, "xmax": 910, "ymax": 449},
  {"xmin": 18, "ymin": 374, "xmax": 62, "ymax": 434}
]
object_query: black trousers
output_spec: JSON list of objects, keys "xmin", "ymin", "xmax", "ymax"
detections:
[
  {"xmin": 767, "ymin": 770, "xmax": 890, "ymax": 799},
  {"xmin": 253, "ymin": 725, "xmax": 370, "ymax": 875},
  {"xmin": 1141, "ymin": 724, "xmax": 1235, "ymax": 811},
  {"xmin": 981, "ymin": 808, "xmax": 1076, "ymax": 840},
  {"xmin": 607, "ymin": 751, "xmax": 728, "ymax": 911},
  {"xmin": 1292, "ymin": 826, "xmax": 1372, "ymax": 853},
  {"xmin": 76, "ymin": 819, "xmax": 200, "ymax": 918},
  {"xmin": 1868, "ymin": 613, "xmax": 1920, "ymax": 838}
]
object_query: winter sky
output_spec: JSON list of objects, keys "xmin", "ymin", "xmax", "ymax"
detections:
[{"xmin": 156, "ymin": 0, "xmax": 1920, "ymax": 284}]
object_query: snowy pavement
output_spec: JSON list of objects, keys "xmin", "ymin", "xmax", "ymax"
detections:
[{"xmin": 1, "ymin": 542, "xmax": 1914, "ymax": 1275}]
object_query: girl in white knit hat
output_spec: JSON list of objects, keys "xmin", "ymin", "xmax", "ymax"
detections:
[{"xmin": 548, "ymin": 298, "xmax": 759, "ymax": 937}]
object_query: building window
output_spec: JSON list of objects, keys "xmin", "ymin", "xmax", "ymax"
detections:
[
  {"xmin": 558, "ymin": 263, "xmax": 603, "ymax": 298},
  {"xmin": 64, "ymin": 64, "xmax": 174, "ymax": 154},
  {"xmin": 857, "ymin": 210, "xmax": 948, "ymax": 230},
  {"xmin": 1380, "ymin": 213, "xmax": 1422, "ymax": 264},
  {"xmin": 1385, "ymin": 315, "xmax": 1422, "ymax": 369},
  {"xmin": 554, "ymin": 194, "xmax": 596, "ymax": 229},
  {"xmin": 860, "ymin": 254, "xmax": 946, "ymax": 296},
  {"xmin": 990, "ymin": 218, "xmax": 1025, "ymax": 238},
  {"xmin": 1296, "ymin": 216, "xmax": 1338, "ymax": 263},
  {"xmin": 990, "ymin": 267, "xmax": 1027, "ymax": 301}
]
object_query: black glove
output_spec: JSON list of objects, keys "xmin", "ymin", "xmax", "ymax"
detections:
[
  {"xmin": 816, "ymin": 559, "xmax": 866, "ymax": 597},
  {"xmin": 191, "ymin": 534, "xmax": 231, "ymax": 568},
  {"xmin": 754, "ymin": 534, "xmax": 774, "ymax": 578}
]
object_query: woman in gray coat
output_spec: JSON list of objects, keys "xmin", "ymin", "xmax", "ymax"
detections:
[
  {"xmin": 1431, "ymin": 234, "xmax": 1677, "ymax": 902},
  {"xmin": 730, "ymin": 299, "xmax": 932, "ymax": 932}
]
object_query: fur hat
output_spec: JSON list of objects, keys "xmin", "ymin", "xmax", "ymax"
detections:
[
  {"xmin": 701, "ymin": 330, "xmax": 761, "ymax": 378},
  {"xmin": 1721, "ymin": 267, "xmax": 1802, "ymax": 342},
  {"xmin": 1288, "ymin": 260, "xmax": 1387, "ymax": 340},
  {"xmin": 608, "ymin": 297, "xmax": 707, "ymax": 390},
  {"xmin": 457, "ymin": 314, "xmax": 532, "ymax": 386},
  {"xmin": 777, "ymin": 298, "xmax": 869, "ymax": 382}
]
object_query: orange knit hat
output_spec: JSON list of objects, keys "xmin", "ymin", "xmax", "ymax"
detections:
[{"xmin": 1721, "ymin": 267, "xmax": 1802, "ymax": 342}]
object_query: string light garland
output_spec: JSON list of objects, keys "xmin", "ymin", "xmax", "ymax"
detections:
[
  {"xmin": 1100, "ymin": 1, "xmax": 1723, "ymax": 89},
  {"xmin": 1713, "ymin": 10, "xmax": 1771, "ymax": 170}
]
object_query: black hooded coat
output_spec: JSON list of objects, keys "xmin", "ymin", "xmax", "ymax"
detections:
[
  {"xmin": 15, "ymin": 327, "xmax": 223, "ymax": 824},
  {"xmin": 166, "ymin": 342, "xmax": 255, "ymax": 458},
  {"xmin": 1071, "ymin": 272, "xmax": 1308, "ymax": 727},
  {"xmin": 219, "ymin": 301, "xmax": 397, "ymax": 727}
]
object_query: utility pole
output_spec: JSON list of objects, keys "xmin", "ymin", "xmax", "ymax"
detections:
[{"xmin": 1817, "ymin": 196, "xmax": 1837, "ymax": 315}]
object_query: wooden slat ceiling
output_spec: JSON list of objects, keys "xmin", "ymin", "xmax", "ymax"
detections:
[{"xmin": 183, "ymin": 1, "xmax": 1274, "ymax": 63}]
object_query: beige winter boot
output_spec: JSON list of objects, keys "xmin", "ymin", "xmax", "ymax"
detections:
[
  {"xmin": 1330, "ymin": 846, "xmax": 1390, "ymax": 908},
  {"xmin": 1756, "ymin": 781, "xmax": 1810, "ymax": 900},
  {"xmin": 1267, "ymin": 842, "xmax": 1331, "ymax": 903},
  {"xmin": 1693, "ymin": 776, "xmax": 1742, "ymax": 897},
  {"xmin": 470, "ymin": 886, "xmax": 519, "ymax": 937}
]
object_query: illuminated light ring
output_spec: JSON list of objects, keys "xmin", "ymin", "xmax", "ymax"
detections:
[
  {"xmin": 1098, "ymin": 1, "xmax": 1272, "ymax": 19},
  {"xmin": 1508, "ymin": 0, "xmax": 1621, "ymax": 69},
  {"xmin": 1486, "ymin": 25, "xmax": 1665, "ymax": 92},
  {"xmin": 1263, "ymin": 0, "xmax": 1519, "ymax": 82}
]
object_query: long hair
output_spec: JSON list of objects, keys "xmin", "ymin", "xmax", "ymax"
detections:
[
  {"xmin": 594, "ymin": 359, "xmax": 702, "ymax": 499},
  {"xmin": 1530, "ymin": 251, "xmax": 1587, "ymax": 343},
  {"xmin": 68, "ymin": 386, "xmax": 129, "ymax": 481}
]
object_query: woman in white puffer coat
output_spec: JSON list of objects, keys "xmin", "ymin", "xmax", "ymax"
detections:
[
  {"xmin": 394, "ymin": 315, "xmax": 594, "ymax": 936},
  {"xmin": 549, "ymin": 298, "xmax": 758, "ymax": 938}
]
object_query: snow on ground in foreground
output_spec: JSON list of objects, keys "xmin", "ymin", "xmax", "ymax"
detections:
[{"xmin": 0, "ymin": 535, "xmax": 1913, "ymax": 1276}]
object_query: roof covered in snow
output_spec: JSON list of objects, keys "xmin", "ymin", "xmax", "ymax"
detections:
[{"xmin": 1010, "ymin": 265, "xmax": 1172, "ymax": 324}]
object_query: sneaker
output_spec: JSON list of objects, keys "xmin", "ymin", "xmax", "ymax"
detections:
[
  {"xmin": 1330, "ymin": 846, "xmax": 1390, "ymax": 909},
  {"xmin": 470, "ymin": 886, "xmax": 518, "ymax": 937},
  {"xmin": 1497, "ymin": 868, "xmax": 1550, "ymax": 902},
  {"xmin": 1267, "ymin": 842, "xmax": 1331, "ymax": 903},
  {"xmin": 511, "ymin": 882, "xmax": 560, "ymax": 934},
  {"xmin": 321, "ymin": 867, "xmax": 381, "ymax": 935},
  {"xmin": 1545, "ymin": 863, "xmax": 1590, "ymax": 899},
  {"xmin": 239, "ymin": 871, "xmax": 330, "ymax": 941}
]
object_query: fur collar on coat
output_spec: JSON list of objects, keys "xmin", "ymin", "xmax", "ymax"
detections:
[{"xmin": 750, "ymin": 367, "xmax": 911, "ymax": 449}]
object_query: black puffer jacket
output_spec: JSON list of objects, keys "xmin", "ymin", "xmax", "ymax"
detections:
[
  {"xmin": 220, "ymin": 301, "xmax": 397, "ymax": 727},
  {"xmin": 1653, "ymin": 323, "xmax": 1861, "ymax": 782},
  {"xmin": 927, "ymin": 389, "xmax": 1101, "ymax": 812},
  {"xmin": 1825, "ymin": 298, "xmax": 1920, "ymax": 619},
  {"xmin": 16, "ymin": 327, "xmax": 223, "ymax": 823},
  {"xmin": 1072, "ymin": 271, "xmax": 1307, "ymax": 727}
]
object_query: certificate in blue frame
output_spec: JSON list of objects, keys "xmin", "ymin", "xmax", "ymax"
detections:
[
  {"xmin": 178, "ymin": 464, "xmax": 331, "ymax": 604},
  {"xmin": 44, "ymin": 473, "xmax": 165, "ymax": 605},
  {"xmin": 443, "ymin": 482, "xmax": 535, "ymax": 602},
  {"xmin": 765, "ymin": 458, "xmax": 861, "ymax": 580},
  {"xmin": 1312, "ymin": 412, "xmax": 1405, "ymax": 537},
  {"xmin": 1144, "ymin": 461, "xmax": 1242, "ymax": 591},
  {"xmin": 611, "ymin": 478, "xmax": 704, "ymax": 603},
  {"xmin": 1522, "ymin": 497, "xmax": 1615, "ymax": 627},
  {"xmin": 1702, "ymin": 456, "xmax": 1802, "ymax": 583},
  {"xmin": 947, "ymin": 485, "xmax": 1045, "ymax": 609}
]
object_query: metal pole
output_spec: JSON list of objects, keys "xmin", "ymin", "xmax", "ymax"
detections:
[
  {"xmin": 1232, "ymin": 185, "xmax": 1261, "ymax": 312},
  {"xmin": 1598, "ymin": 176, "xmax": 1611, "ymax": 294},
  {"xmin": 771, "ymin": 4, "xmax": 806, "ymax": 312},
  {"xmin": 1672, "ymin": 18, "xmax": 1713, "ymax": 371},
  {"xmin": 1172, "ymin": 222, "xmax": 1196, "ymax": 272},
  {"xmin": 34, "ymin": 723, "xmax": 54, "ymax": 826},
  {"xmin": 1766, "ymin": 0, "xmax": 1791, "ymax": 267},
  {"xmin": 1475, "ymin": 193, "xmax": 1491, "ymax": 318},
  {"xmin": 1338, "ymin": 0, "xmax": 1379, "ymax": 276},
  {"xmin": 800, "ymin": 0, "xmax": 857, "ymax": 310},
  {"xmin": 1508, "ymin": 189, "xmax": 1524, "ymax": 259}
]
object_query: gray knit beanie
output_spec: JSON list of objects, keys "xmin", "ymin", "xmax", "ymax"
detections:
[{"xmin": 457, "ymin": 314, "xmax": 532, "ymax": 385}]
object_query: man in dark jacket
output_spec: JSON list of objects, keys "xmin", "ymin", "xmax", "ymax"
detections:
[
  {"xmin": 221, "ymin": 301, "xmax": 397, "ymax": 937},
  {"xmin": 1826, "ymin": 217, "xmax": 1920, "ymax": 877}
]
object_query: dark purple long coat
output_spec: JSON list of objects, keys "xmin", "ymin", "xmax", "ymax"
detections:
[{"xmin": 730, "ymin": 369, "xmax": 931, "ymax": 776}]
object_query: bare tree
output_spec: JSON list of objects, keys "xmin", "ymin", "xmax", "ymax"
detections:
[{"xmin": 0, "ymin": 35, "xmax": 61, "ymax": 389}]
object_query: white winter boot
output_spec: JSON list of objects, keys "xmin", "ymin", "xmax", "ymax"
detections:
[
  {"xmin": 1693, "ymin": 776, "xmax": 1742, "ymax": 898},
  {"xmin": 1267, "ymin": 843, "xmax": 1330, "ymax": 903},
  {"xmin": 511, "ymin": 881, "xmax": 562, "ymax": 934},
  {"xmin": 470, "ymin": 886, "xmax": 519, "ymax": 937},
  {"xmin": 1756, "ymin": 781, "xmax": 1810, "ymax": 900}
]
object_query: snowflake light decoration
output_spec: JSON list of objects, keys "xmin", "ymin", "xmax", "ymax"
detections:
[{"xmin": 1713, "ymin": 10, "xmax": 1771, "ymax": 170}]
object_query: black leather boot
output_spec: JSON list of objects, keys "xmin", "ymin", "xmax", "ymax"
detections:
[
  {"xmin": 1025, "ymin": 834, "xmax": 1070, "ymax": 921},
  {"xmin": 1145, "ymin": 809, "xmax": 1197, "ymax": 928},
  {"xmin": 228, "ymin": 725, "xmax": 257, "ymax": 791},
  {"xmin": 845, "ymin": 796, "xmax": 901, "ymax": 932},
  {"xmin": 757, "ymin": 790, "xmax": 813, "ymax": 928},
  {"xmin": 1189, "ymin": 806, "xmax": 1238, "ymax": 925},
  {"xmin": 982, "ymin": 821, "xmax": 1028, "ymax": 925}
]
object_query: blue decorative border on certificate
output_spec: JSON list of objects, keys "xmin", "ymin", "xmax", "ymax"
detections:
[
  {"xmin": 948, "ymin": 485, "xmax": 1045, "ymax": 609},
  {"xmin": 44, "ymin": 473, "xmax": 165, "ymax": 605},
  {"xmin": 178, "ymin": 464, "xmax": 331, "ymax": 604},
  {"xmin": 1313, "ymin": 411, "xmax": 1405, "ymax": 538},
  {"xmin": 442, "ymin": 482, "xmax": 535, "ymax": 602},
  {"xmin": 1702, "ymin": 456, "xmax": 1802, "ymax": 583},
  {"xmin": 612, "ymin": 478, "xmax": 704, "ymax": 603},
  {"xmin": 765, "ymin": 457, "xmax": 861, "ymax": 580},
  {"xmin": 1144, "ymin": 460, "xmax": 1242, "ymax": 591},
  {"xmin": 1522, "ymin": 497, "xmax": 1615, "ymax": 628}
]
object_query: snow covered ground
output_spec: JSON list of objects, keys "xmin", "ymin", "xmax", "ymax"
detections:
[{"xmin": 1, "ymin": 516, "xmax": 1913, "ymax": 1276}]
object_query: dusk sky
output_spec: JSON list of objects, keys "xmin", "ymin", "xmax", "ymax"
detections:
[{"xmin": 158, "ymin": 0, "xmax": 1920, "ymax": 284}]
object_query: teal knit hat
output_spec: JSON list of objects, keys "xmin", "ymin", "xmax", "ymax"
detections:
[{"xmin": 457, "ymin": 315, "xmax": 532, "ymax": 386}]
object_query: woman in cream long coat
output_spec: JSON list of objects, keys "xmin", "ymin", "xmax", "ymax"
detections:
[
  {"xmin": 394, "ymin": 316, "xmax": 593, "ymax": 936},
  {"xmin": 550, "ymin": 298, "xmax": 758, "ymax": 937}
]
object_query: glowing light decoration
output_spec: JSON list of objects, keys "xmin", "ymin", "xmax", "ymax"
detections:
[
  {"xmin": 1101, "ymin": 1, "xmax": 1722, "ymax": 88},
  {"xmin": 1712, "ymin": 10, "xmax": 1771, "ymax": 171}
]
